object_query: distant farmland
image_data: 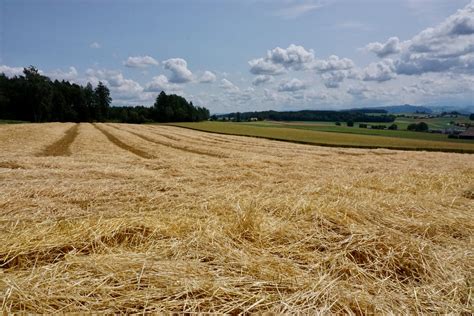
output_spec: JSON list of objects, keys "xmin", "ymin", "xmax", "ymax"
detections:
[
  {"xmin": 172, "ymin": 121, "xmax": 474, "ymax": 153},
  {"xmin": 0, "ymin": 123, "xmax": 473, "ymax": 313}
]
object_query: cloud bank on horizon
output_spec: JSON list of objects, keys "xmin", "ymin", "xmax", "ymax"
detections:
[{"xmin": 1, "ymin": 0, "xmax": 473, "ymax": 112}]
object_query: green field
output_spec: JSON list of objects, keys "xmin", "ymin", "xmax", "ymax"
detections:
[
  {"xmin": 236, "ymin": 120, "xmax": 470, "ymax": 142},
  {"xmin": 171, "ymin": 121, "xmax": 474, "ymax": 153},
  {"xmin": 241, "ymin": 115, "xmax": 471, "ymax": 131},
  {"xmin": 393, "ymin": 116, "xmax": 470, "ymax": 129}
]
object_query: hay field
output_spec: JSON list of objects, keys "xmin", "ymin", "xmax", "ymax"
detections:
[{"xmin": 0, "ymin": 123, "xmax": 473, "ymax": 313}]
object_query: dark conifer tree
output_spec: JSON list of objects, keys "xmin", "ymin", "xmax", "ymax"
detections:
[
  {"xmin": 94, "ymin": 82, "xmax": 111, "ymax": 122},
  {"xmin": 0, "ymin": 67, "xmax": 209, "ymax": 123}
]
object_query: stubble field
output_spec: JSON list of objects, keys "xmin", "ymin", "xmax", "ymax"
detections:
[{"xmin": 0, "ymin": 123, "xmax": 473, "ymax": 313}]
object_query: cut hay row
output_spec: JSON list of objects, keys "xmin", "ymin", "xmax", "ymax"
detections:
[
  {"xmin": 93, "ymin": 124, "xmax": 154, "ymax": 159},
  {"xmin": 142, "ymin": 125, "xmax": 275, "ymax": 159},
  {"xmin": 156, "ymin": 124, "xmax": 371, "ymax": 159},
  {"xmin": 69, "ymin": 123, "xmax": 137, "ymax": 160},
  {"xmin": 138, "ymin": 124, "xmax": 250, "ymax": 154},
  {"xmin": 139, "ymin": 124, "xmax": 242, "ymax": 155},
  {"xmin": 143, "ymin": 124, "xmax": 319, "ymax": 160},
  {"xmin": 0, "ymin": 123, "xmax": 473, "ymax": 313},
  {"xmin": 96, "ymin": 124, "xmax": 209, "ymax": 163},
  {"xmin": 38, "ymin": 123, "xmax": 79, "ymax": 157},
  {"xmin": 0, "ymin": 123, "xmax": 74, "ymax": 157},
  {"xmin": 108, "ymin": 124, "xmax": 229, "ymax": 159}
]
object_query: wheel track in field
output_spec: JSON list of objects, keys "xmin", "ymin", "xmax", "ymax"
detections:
[
  {"xmin": 93, "ymin": 124, "xmax": 155, "ymax": 159},
  {"xmin": 174, "ymin": 126, "xmax": 358, "ymax": 157},
  {"xmin": 145, "ymin": 125, "xmax": 235, "ymax": 147},
  {"xmin": 144, "ymin": 125, "xmax": 286, "ymax": 157},
  {"xmin": 146, "ymin": 124, "xmax": 341, "ymax": 160},
  {"xmin": 143, "ymin": 125, "xmax": 283, "ymax": 159},
  {"xmin": 163, "ymin": 125, "xmax": 325, "ymax": 158},
  {"xmin": 108, "ymin": 124, "xmax": 228, "ymax": 158},
  {"xmin": 38, "ymin": 123, "xmax": 79, "ymax": 157},
  {"xmin": 141, "ymin": 125, "xmax": 312, "ymax": 163},
  {"xmin": 139, "ymin": 125, "xmax": 233, "ymax": 155},
  {"xmin": 155, "ymin": 125, "xmax": 324, "ymax": 157}
]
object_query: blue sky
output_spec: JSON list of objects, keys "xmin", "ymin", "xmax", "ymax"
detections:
[{"xmin": 1, "ymin": 0, "xmax": 473, "ymax": 112}]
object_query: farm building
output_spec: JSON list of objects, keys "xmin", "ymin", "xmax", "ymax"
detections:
[{"xmin": 459, "ymin": 127, "xmax": 474, "ymax": 139}]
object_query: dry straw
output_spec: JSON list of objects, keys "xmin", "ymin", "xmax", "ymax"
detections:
[{"xmin": 0, "ymin": 122, "xmax": 473, "ymax": 313}]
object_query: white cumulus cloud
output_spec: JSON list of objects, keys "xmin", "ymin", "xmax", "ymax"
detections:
[
  {"xmin": 85, "ymin": 68, "xmax": 144, "ymax": 101},
  {"xmin": 366, "ymin": 37, "xmax": 402, "ymax": 58},
  {"xmin": 199, "ymin": 70, "xmax": 216, "ymax": 83},
  {"xmin": 249, "ymin": 44, "xmax": 315, "ymax": 75},
  {"xmin": 249, "ymin": 58, "xmax": 286, "ymax": 75},
  {"xmin": 278, "ymin": 78, "xmax": 307, "ymax": 92},
  {"xmin": 220, "ymin": 78, "xmax": 240, "ymax": 92},
  {"xmin": 163, "ymin": 58, "xmax": 193, "ymax": 83},
  {"xmin": 321, "ymin": 71, "xmax": 346, "ymax": 88},
  {"xmin": 252, "ymin": 75, "xmax": 273, "ymax": 86},
  {"xmin": 0, "ymin": 65, "xmax": 24, "ymax": 77},
  {"xmin": 267, "ymin": 44, "xmax": 315, "ymax": 70},
  {"xmin": 124, "ymin": 56, "xmax": 159, "ymax": 68},
  {"xmin": 47, "ymin": 67, "xmax": 79, "ymax": 81},
  {"xmin": 362, "ymin": 59, "xmax": 397, "ymax": 82},
  {"xmin": 313, "ymin": 55, "xmax": 355, "ymax": 72},
  {"xmin": 144, "ymin": 74, "xmax": 180, "ymax": 92},
  {"xmin": 369, "ymin": 2, "xmax": 474, "ymax": 75}
]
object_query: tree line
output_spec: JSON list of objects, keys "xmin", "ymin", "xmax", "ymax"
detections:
[
  {"xmin": 0, "ymin": 66, "xmax": 111, "ymax": 122},
  {"xmin": 217, "ymin": 110, "xmax": 396, "ymax": 123},
  {"xmin": 407, "ymin": 122, "xmax": 429, "ymax": 132},
  {"xmin": 0, "ymin": 66, "xmax": 209, "ymax": 123},
  {"xmin": 108, "ymin": 93, "xmax": 209, "ymax": 124}
]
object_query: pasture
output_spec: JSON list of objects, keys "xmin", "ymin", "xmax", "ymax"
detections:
[
  {"xmin": 238, "ymin": 120, "xmax": 471, "ymax": 142},
  {"xmin": 0, "ymin": 123, "xmax": 473, "ymax": 313},
  {"xmin": 394, "ymin": 115, "xmax": 471, "ymax": 130}
]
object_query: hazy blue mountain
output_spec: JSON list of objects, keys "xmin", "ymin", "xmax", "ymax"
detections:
[
  {"xmin": 349, "ymin": 104, "xmax": 474, "ymax": 114},
  {"xmin": 349, "ymin": 105, "xmax": 433, "ymax": 114},
  {"xmin": 427, "ymin": 105, "xmax": 473, "ymax": 114}
]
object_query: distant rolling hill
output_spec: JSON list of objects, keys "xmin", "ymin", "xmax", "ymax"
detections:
[{"xmin": 351, "ymin": 105, "xmax": 433, "ymax": 114}]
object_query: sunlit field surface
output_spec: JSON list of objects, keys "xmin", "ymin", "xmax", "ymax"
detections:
[{"xmin": 0, "ymin": 123, "xmax": 473, "ymax": 313}]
